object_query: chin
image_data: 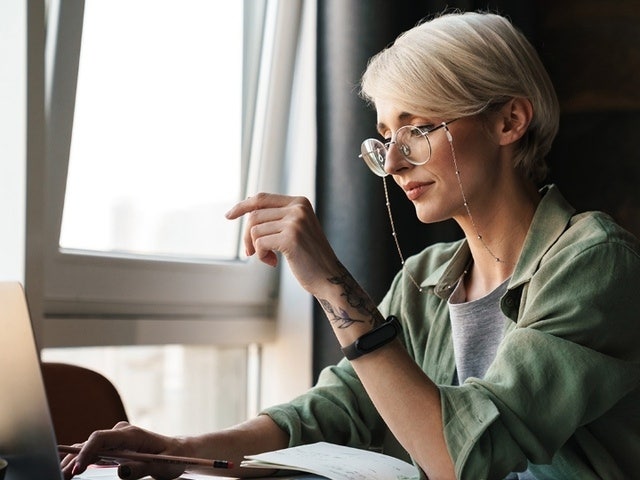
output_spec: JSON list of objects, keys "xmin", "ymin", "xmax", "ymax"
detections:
[
  {"xmin": 413, "ymin": 205, "xmax": 436, "ymax": 224},
  {"xmin": 413, "ymin": 203, "xmax": 449, "ymax": 225}
]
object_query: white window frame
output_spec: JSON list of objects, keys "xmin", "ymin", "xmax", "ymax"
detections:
[
  {"xmin": 0, "ymin": 0, "xmax": 28, "ymax": 284},
  {"xmin": 30, "ymin": 0, "xmax": 306, "ymax": 348}
]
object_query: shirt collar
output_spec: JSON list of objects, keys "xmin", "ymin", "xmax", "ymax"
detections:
[
  {"xmin": 509, "ymin": 184, "xmax": 575, "ymax": 288},
  {"xmin": 427, "ymin": 184, "xmax": 576, "ymax": 300}
]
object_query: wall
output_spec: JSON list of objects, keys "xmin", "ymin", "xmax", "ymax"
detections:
[{"xmin": 538, "ymin": 0, "xmax": 640, "ymax": 239}]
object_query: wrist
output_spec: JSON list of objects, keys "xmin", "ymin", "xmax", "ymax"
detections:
[
  {"xmin": 176, "ymin": 434, "xmax": 201, "ymax": 459},
  {"xmin": 341, "ymin": 316, "xmax": 402, "ymax": 360}
]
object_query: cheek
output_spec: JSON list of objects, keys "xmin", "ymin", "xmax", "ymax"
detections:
[
  {"xmin": 422, "ymin": 146, "xmax": 457, "ymax": 183},
  {"xmin": 435, "ymin": 132, "xmax": 498, "ymax": 187}
]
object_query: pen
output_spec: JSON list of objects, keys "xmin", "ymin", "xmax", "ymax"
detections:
[{"xmin": 58, "ymin": 445, "xmax": 234, "ymax": 469}]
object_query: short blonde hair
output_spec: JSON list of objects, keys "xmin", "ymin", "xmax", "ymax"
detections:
[{"xmin": 360, "ymin": 11, "xmax": 559, "ymax": 183}]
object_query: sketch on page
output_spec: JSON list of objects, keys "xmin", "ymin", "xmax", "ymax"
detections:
[{"xmin": 241, "ymin": 442, "xmax": 420, "ymax": 480}]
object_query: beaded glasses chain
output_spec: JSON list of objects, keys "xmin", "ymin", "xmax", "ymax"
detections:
[{"xmin": 383, "ymin": 123, "xmax": 505, "ymax": 293}]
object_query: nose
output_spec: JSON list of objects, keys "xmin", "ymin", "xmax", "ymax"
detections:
[{"xmin": 383, "ymin": 142, "xmax": 411, "ymax": 175}]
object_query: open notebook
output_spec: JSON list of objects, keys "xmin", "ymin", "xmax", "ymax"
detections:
[{"xmin": 243, "ymin": 442, "xmax": 419, "ymax": 480}]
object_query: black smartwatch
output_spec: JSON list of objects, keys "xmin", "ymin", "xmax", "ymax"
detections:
[{"xmin": 341, "ymin": 316, "xmax": 402, "ymax": 360}]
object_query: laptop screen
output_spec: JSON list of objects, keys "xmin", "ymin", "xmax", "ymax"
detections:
[{"xmin": 0, "ymin": 282, "xmax": 64, "ymax": 480}]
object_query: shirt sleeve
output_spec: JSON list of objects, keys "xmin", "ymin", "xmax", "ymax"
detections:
[
  {"xmin": 262, "ymin": 357, "xmax": 387, "ymax": 449},
  {"xmin": 441, "ymin": 237, "xmax": 640, "ymax": 479}
]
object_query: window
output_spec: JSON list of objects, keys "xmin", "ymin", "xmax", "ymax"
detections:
[
  {"xmin": 0, "ymin": 1, "xmax": 27, "ymax": 282},
  {"xmin": 33, "ymin": 0, "xmax": 315, "ymax": 433},
  {"xmin": 60, "ymin": 0, "xmax": 244, "ymax": 260},
  {"xmin": 42, "ymin": 344, "xmax": 259, "ymax": 435},
  {"xmin": 39, "ymin": 0, "xmax": 303, "ymax": 341}
]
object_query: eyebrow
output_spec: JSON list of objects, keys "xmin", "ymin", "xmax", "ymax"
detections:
[{"xmin": 376, "ymin": 112, "xmax": 413, "ymax": 136}]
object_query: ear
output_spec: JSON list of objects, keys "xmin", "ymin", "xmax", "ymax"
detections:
[{"xmin": 497, "ymin": 97, "xmax": 533, "ymax": 146}]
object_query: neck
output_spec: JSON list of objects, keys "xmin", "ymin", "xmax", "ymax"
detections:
[{"xmin": 457, "ymin": 181, "xmax": 540, "ymax": 301}]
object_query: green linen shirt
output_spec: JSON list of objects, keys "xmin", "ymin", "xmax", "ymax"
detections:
[{"xmin": 263, "ymin": 185, "xmax": 640, "ymax": 479}]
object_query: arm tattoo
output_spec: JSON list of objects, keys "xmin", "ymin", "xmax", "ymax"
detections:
[
  {"xmin": 318, "ymin": 262, "xmax": 383, "ymax": 328},
  {"xmin": 318, "ymin": 298, "xmax": 364, "ymax": 329}
]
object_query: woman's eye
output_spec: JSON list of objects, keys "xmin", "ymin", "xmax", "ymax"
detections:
[{"xmin": 409, "ymin": 126, "xmax": 430, "ymax": 137}]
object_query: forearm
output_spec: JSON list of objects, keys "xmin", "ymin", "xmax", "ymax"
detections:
[
  {"xmin": 352, "ymin": 344, "xmax": 454, "ymax": 479},
  {"xmin": 182, "ymin": 415, "xmax": 289, "ymax": 478},
  {"xmin": 316, "ymin": 264, "xmax": 455, "ymax": 479},
  {"xmin": 225, "ymin": 194, "xmax": 453, "ymax": 475}
]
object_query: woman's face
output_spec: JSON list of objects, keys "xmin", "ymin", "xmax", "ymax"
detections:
[{"xmin": 374, "ymin": 98, "xmax": 504, "ymax": 224}]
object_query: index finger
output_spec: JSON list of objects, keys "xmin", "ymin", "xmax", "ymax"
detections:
[
  {"xmin": 72, "ymin": 428, "xmax": 136, "ymax": 474},
  {"xmin": 60, "ymin": 442, "xmax": 85, "ymax": 478},
  {"xmin": 224, "ymin": 193, "xmax": 292, "ymax": 220}
]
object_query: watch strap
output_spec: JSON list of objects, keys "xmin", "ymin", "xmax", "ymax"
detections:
[{"xmin": 341, "ymin": 315, "xmax": 401, "ymax": 360}]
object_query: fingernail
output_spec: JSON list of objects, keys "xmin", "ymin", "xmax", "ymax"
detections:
[
  {"xmin": 118, "ymin": 464, "xmax": 132, "ymax": 479},
  {"xmin": 72, "ymin": 463, "xmax": 80, "ymax": 476}
]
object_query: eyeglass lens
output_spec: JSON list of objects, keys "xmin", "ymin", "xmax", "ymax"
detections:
[{"xmin": 359, "ymin": 125, "xmax": 432, "ymax": 177}]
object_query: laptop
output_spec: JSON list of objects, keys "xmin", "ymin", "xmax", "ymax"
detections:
[
  {"xmin": 0, "ymin": 283, "xmax": 295, "ymax": 480},
  {"xmin": 0, "ymin": 282, "xmax": 65, "ymax": 480},
  {"xmin": 0, "ymin": 283, "xmax": 137, "ymax": 480},
  {"xmin": 0, "ymin": 282, "xmax": 146, "ymax": 480}
]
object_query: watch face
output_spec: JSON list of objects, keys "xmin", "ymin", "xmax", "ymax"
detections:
[
  {"xmin": 357, "ymin": 317, "xmax": 399, "ymax": 352},
  {"xmin": 342, "ymin": 316, "xmax": 400, "ymax": 360}
]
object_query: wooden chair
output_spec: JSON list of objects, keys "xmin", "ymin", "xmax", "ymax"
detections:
[{"xmin": 41, "ymin": 362, "xmax": 128, "ymax": 445}]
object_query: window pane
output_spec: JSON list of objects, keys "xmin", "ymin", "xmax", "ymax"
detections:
[
  {"xmin": 60, "ymin": 0, "xmax": 243, "ymax": 260},
  {"xmin": 41, "ymin": 344, "xmax": 258, "ymax": 435}
]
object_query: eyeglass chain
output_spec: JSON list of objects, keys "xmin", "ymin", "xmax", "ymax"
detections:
[
  {"xmin": 444, "ymin": 126, "xmax": 504, "ymax": 265},
  {"xmin": 383, "ymin": 176, "xmax": 424, "ymax": 292},
  {"xmin": 382, "ymin": 123, "xmax": 505, "ymax": 294}
]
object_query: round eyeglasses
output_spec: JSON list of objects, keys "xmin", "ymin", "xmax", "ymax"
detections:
[{"xmin": 359, "ymin": 121, "xmax": 455, "ymax": 177}]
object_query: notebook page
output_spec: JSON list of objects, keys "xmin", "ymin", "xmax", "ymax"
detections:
[{"xmin": 242, "ymin": 442, "xmax": 419, "ymax": 480}]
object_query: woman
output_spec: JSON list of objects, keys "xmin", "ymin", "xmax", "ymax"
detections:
[{"xmin": 64, "ymin": 11, "xmax": 640, "ymax": 480}]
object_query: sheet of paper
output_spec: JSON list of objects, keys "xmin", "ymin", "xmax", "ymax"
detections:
[
  {"xmin": 73, "ymin": 466, "xmax": 127, "ymax": 479},
  {"xmin": 73, "ymin": 465, "xmax": 321, "ymax": 480},
  {"xmin": 242, "ymin": 442, "xmax": 420, "ymax": 480},
  {"xmin": 182, "ymin": 475, "xmax": 320, "ymax": 480},
  {"xmin": 72, "ymin": 466, "xmax": 235, "ymax": 480}
]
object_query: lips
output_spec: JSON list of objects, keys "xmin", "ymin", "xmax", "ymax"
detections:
[{"xmin": 403, "ymin": 181, "xmax": 433, "ymax": 201}]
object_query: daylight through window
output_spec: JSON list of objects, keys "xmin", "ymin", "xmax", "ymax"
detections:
[{"xmin": 60, "ymin": 0, "xmax": 243, "ymax": 260}]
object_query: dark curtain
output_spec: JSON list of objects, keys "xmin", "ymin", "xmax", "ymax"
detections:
[{"xmin": 313, "ymin": 0, "xmax": 538, "ymax": 379}]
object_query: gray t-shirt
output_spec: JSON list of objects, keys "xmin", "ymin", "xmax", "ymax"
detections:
[
  {"xmin": 448, "ymin": 276, "xmax": 509, "ymax": 384},
  {"xmin": 448, "ymin": 276, "xmax": 536, "ymax": 480}
]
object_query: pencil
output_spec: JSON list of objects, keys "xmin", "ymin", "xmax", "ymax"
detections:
[{"xmin": 58, "ymin": 445, "xmax": 234, "ymax": 469}]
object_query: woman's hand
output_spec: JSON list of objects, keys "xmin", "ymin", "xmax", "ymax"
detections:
[
  {"xmin": 226, "ymin": 193, "xmax": 341, "ymax": 295},
  {"xmin": 61, "ymin": 422, "xmax": 186, "ymax": 480}
]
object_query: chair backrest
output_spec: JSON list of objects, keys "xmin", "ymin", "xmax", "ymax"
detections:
[{"xmin": 41, "ymin": 362, "xmax": 128, "ymax": 445}]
